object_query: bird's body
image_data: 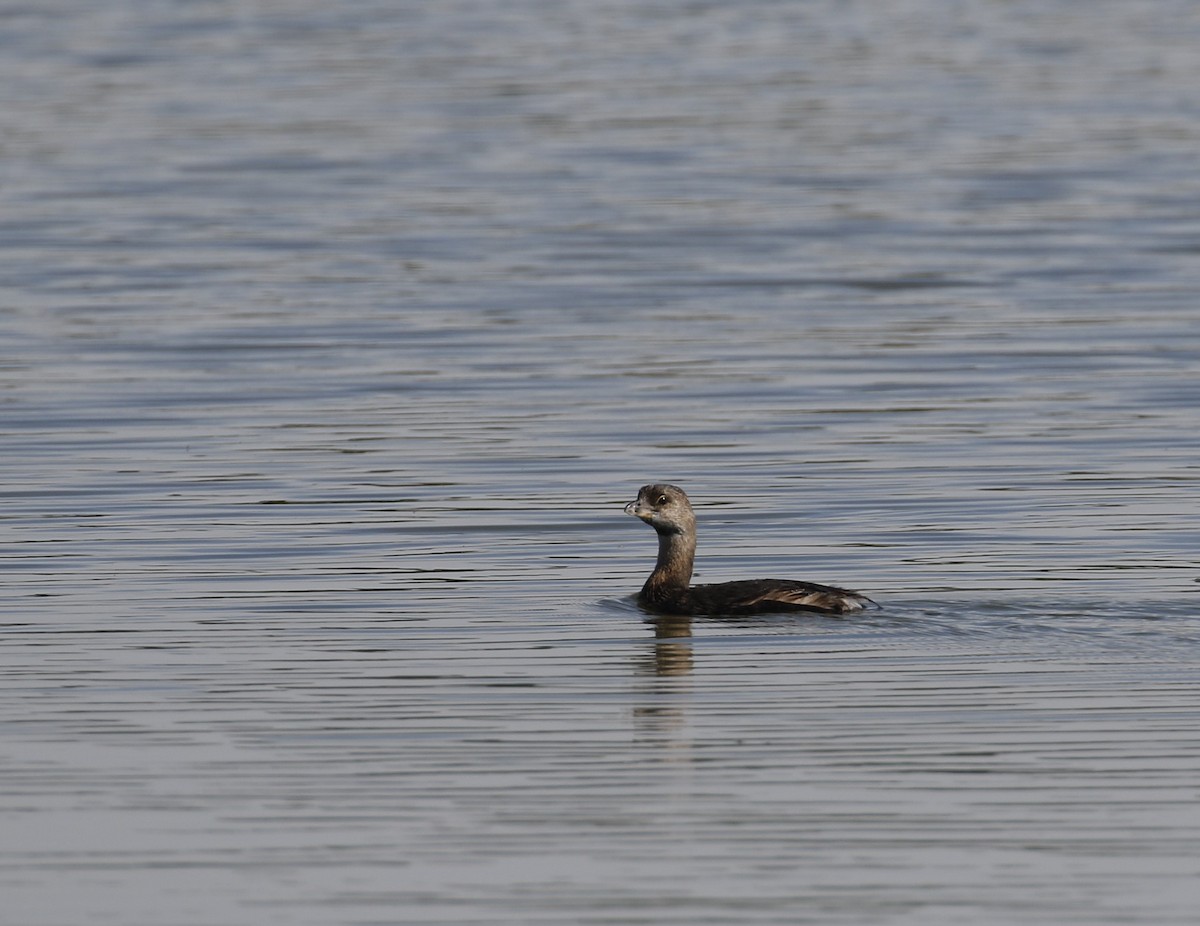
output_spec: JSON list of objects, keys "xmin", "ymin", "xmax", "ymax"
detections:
[{"xmin": 625, "ymin": 484, "xmax": 872, "ymax": 616}]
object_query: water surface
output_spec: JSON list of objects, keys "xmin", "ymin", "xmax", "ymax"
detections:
[{"xmin": 3, "ymin": 2, "xmax": 1200, "ymax": 924}]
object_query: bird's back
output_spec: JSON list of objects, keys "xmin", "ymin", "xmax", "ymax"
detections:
[{"xmin": 686, "ymin": 578, "xmax": 873, "ymax": 616}]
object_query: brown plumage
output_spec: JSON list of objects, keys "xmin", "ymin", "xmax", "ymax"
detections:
[{"xmin": 624, "ymin": 484, "xmax": 873, "ymax": 616}]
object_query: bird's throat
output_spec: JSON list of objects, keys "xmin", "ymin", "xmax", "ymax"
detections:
[{"xmin": 645, "ymin": 527, "xmax": 694, "ymax": 596}]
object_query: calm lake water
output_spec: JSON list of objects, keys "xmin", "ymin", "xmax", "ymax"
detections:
[{"xmin": 3, "ymin": 2, "xmax": 1200, "ymax": 924}]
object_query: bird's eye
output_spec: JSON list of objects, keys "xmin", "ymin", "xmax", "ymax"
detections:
[{"xmin": 656, "ymin": 495, "xmax": 668, "ymax": 506}]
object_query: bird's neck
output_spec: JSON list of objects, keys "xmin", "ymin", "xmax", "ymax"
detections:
[{"xmin": 643, "ymin": 527, "xmax": 695, "ymax": 596}]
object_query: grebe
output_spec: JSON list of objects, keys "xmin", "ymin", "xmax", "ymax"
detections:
[{"xmin": 624, "ymin": 484, "xmax": 873, "ymax": 616}]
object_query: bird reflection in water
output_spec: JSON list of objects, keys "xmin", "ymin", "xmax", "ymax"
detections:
[
  {"xmin": 649, "ymin": 615, "xmax": 694, "ymax": 676},
  {"xmin": 633, "ymin": 616, "xmax": 694, "ymax": 754}
]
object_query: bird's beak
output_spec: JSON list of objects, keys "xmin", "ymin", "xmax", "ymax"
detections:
[{"xmin": 625, "ymin": 499, "xmax": 651, "ymax": 520}]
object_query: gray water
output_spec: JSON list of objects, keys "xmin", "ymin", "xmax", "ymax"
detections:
[{"xmin": 3, "ymin": 2, "xmax": 1200, "ymax": 924}]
